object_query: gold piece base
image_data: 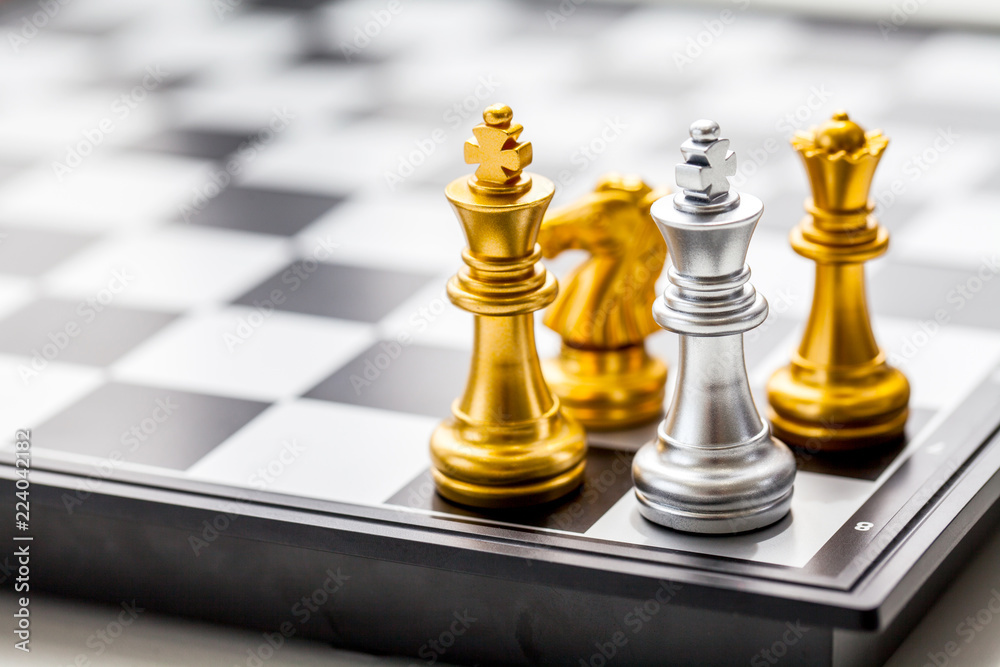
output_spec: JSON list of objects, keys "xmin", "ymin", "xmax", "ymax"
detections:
[
  {"xmin": 429, "ymin": 408, "xmax": 587, "ymax": 509},
  {"xmin": 431, "ymin": 460, "xmax": 586, "ymax": 508},
  {"xmin": 542, "ymin": 344, "xmax": 666, "ymax": 431},
  {"xmin": 767, "ymin": 363, "xmax": 910, "ymax": 451}
]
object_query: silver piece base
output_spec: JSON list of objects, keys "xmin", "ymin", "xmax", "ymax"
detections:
[
  {"xmin": 632, "ymin": 427, "xmax": 796, "ymax": 534},
  {"xmin": 634, "ymin": 483, "xmax": 793, "ymax": 534}
]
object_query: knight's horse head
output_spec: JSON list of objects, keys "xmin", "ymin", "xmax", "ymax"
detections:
[
  {"xmin": 538, "ymin": 174, "xmax": 669, "ymax": 349},
  {"xmin": 538, "ymin": 174, "xmax": 660, "ymax": 258}
]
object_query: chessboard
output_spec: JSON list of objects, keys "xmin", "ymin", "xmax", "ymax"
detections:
[{"xmin": 1, "ymin": 0, "xmax": 1000, "ymax": 665}]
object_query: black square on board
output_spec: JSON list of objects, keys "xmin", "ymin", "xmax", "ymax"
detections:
[
  {"xmin": 789, "ymin": 407, "xmax": 936, "ymax": 481},
  {"xmin": 34, "ymin": 383, "xmax": 269, "ymax": 470},
  {"xmin": 186, "ymin": 185, "xmax": 344, "ymax": 236},
  {"xmin": 235, "ymin": 262, "xmax": 436, "ymax": 323},
  {"xmin": 136, "ymin": 128, "xmax": 256, "ymax": 161},
  {"xmin": 305, "ymin": 341, "xmax": 467, "ymax": 417},
  {"xmin": 386, "ymin": 447, "xmax": 635, "ymax": 534},
  {"xmin": 0, "ymin": 299, "xmax": 175, "ymax": 367}
]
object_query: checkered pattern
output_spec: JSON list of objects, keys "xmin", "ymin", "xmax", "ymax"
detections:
[{"xmin": 2, "ymin": 0, "xmax": 1000, "ymax": 569}]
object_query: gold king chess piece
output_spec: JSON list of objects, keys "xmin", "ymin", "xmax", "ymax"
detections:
[
  {"xmin": 429, "ymin": 104, "xmax": 588, "ymax": 508},
  {"xmin": 767, "ymin": 111, "xmax": 910, "ymax": 450},
  {"xmin": 537, "ymin": 175, "xmax": 669, "ymax": 430}
]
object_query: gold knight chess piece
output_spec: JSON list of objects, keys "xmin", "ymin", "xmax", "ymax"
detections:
[
  {"xmin": 537, "ymin": 174, "xmax": 669, "ymax": 430},
  {"xmin": 429, "ymin": 103, "xmax": 587, "ymax": 508},
  {"xmin": 767, "ymin": 111, "xmax": 910, "ymax": 450}
]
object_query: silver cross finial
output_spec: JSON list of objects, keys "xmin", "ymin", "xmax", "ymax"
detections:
[{"xmin": 675, "ymin": 120, "xmax": 738, "ymax": 207}]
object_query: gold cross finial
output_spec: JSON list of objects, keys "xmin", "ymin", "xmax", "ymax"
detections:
[{"xmin": 464, "ymin": 104, "xmax": 532, "ymax": 185}]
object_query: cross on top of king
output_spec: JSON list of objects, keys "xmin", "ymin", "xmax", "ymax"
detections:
[
  {"xmin": 675, "ymin": 119, "xmax": 737, "ymax": 204},
  {"xmin": 464, "ymin": 103, "xmax": 533, "ymax": 187}
]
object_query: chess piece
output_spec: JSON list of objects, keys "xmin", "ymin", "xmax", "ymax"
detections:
[
  {"xmin": 429, "ymin": 104, "xmax": 587, "ymax": 508},
  {"xmin": 632, "ymin": 120, "xmax": 796, "ymax": 534},
  {"xmin": 537, "ymin": 174, "xmax": 670, "ymax": 430},
  {"xmin": 767, "ymin": 112, "xmax": 910, "ymax": 451}
]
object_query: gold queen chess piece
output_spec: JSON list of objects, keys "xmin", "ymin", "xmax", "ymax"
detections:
[
  {"xmin": 537, "ymin": 174, "xmax": 670, "ymax": 430},
  {"xmin": 767, "ymin": 112, "xmax": 910, "ymax": 451},
  {"xmin": 429, "ymin": 104, "xmax": 588, "ymax": 508}
]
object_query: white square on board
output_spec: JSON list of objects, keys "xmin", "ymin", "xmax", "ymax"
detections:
[
  {"xmin": 112, "ymin": 307, "xmax": 373, "ymax": 402},
  {"xmin": 187, "ymin": 399, "xmax": 434, "ymax": 506},
  {"xmin": 42, "ymin": 226, "xmax": 290, "ymax": 310},
  {"xmin": 0, "ymin": 354, "xmax": 105, "ymax": 442}
]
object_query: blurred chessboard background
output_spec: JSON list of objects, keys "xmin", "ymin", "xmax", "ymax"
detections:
[{"xmin": 0, "ymin": 0, "xmax": 999, "ymax": 665}]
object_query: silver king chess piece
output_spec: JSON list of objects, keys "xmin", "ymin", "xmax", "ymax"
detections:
[{"xmin": 632, "ymin": 119, "xmax": 797, "ymax": 534}]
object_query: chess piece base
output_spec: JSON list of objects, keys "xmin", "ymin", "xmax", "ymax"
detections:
[
  {"xmin": 632, "ymin": 427, "xmax": 795, "ymax": 534},
  {"xmin": 767, "ymin": 361, "xmax": 910, "ymax": 451},
  {"xmin": 430, "ymin": 405, "xmax": 587, "ymax": 509},
  {"xmin": 542, "ymin": 344, "xmax": 666, "ymax": 431}
]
